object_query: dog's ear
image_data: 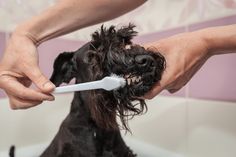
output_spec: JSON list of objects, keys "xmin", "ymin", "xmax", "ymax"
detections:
[{"xmin": 50, "ymin": 52, "xmax": 76, "ymax": 87}]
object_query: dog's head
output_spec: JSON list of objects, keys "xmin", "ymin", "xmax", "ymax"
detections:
[{"xmin": 50, "ymin": 24, "xmax": 165, "ymax": 131}]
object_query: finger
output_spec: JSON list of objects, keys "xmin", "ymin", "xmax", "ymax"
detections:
[
  {"xmin": 143, "ymin": 82, "xmax": 164, "ymax": 99},
  {"xmin": 8, "ymin": 94, "xmax": 43, "ymax": 109},
  {"xmin": 165, "ymin": 58, "xmax": 207, "ymax": 94},
  {"xmin": 24, "ymin": 66, "xmax": 55, "ymax": 93},
  {"xmin": 168, "ymin": 88, "xmax": 181, "ymax": 94},
  {"xmin": 18, "ymin": 77, "xmax": 32, "ymax": 87},
  {"xmin": 143, "ymin": 69, "xmax": 171, "ymax": 99},
  {"xmin": 1, "ymin": 76, "xmax": 54, "ymax": 101}
]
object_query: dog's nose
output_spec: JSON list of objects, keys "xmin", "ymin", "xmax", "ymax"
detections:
[{"xmin": 135, "ymin": 55, "xmax": 155, "ymax": 68}]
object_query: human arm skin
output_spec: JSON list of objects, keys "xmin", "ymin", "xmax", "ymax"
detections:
[
  {"xmin": 0, "ymin": 0, "xmax": 146, "ymax": 109},
  {"xmin": 144, "ymin": 24, "xmax": 236, "ymax": 99},
  {"xmin": 15, "ymin": 0, "xmax": 146, "ymax": 45}
]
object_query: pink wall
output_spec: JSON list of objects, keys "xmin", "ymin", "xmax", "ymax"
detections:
[
  {"xmin": 189, "ymin": 15, "xmax": 236, "ymax": 101},
  {"xmin": 0, "ymin": 15, "xmax": 235, "ymax": 101},
  {"xmin": 38, "ymin": 39, "xmax": 85, "ymax": 78}
]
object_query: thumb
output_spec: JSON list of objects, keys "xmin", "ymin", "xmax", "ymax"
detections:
[{"xmin": 25, "ymin": 66, "xmax": 55, "ymax": 93}]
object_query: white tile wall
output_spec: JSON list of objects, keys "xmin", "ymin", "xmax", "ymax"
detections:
[
  {"xmin": 0, "ymin": 95, "xmax": 236, "ymax": 157},
  {"xmin": 126, "ymin": 96, "xmax": 188, "ymax": 155},
  {"xmin": 187, "ymin": 99, "xmax": 236, "ymax": 157},
  {"xmin": 0, "ymin": 94, "xmax": 73, "ymax": 151}
]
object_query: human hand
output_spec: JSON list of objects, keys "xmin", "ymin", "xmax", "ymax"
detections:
[
  {"xmin": 0, "ymin": 33, "xmax": 55, "ymax": 109},
  {"xmin": 144, "ymin": 31, "xmax": 211, "ymax": 99}
]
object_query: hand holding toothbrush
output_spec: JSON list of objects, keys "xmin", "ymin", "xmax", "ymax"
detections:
[{"xmin": 0, "ymin": 33, "xmax": 55, "ymax": 109}]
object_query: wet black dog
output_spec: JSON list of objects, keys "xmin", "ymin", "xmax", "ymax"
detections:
[{"xmin": 39, "ymin": 24, "xmax": 165, "ymax": 157}]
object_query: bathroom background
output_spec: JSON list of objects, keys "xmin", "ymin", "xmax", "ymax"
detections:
[{"xmin": 0, "ymin": 0, "xmax": 236, "ymax": 157}]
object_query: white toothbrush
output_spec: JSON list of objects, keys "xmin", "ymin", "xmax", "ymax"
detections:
[{"xmin": 52, "ymin": 75, "xmax": 126, "ymax": 94}]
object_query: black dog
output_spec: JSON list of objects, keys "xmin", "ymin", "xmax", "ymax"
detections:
[{"xmin": 38, "ymin": 24, "xmax": 165, "ymax": 157}]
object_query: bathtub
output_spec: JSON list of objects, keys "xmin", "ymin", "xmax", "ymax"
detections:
[{"xmin": 0, "ymin": 94, "xmax": 236, "ymax": 157}]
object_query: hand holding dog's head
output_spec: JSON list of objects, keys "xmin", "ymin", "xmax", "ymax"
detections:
[{"xmin": 50, "ymin": 24, "xmax": 165, "ymax": 131}]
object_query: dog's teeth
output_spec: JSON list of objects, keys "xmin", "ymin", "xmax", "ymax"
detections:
[
  {"xmin": 125, "ymin": 45, "xmax": 131, "ymax": 49},
  {"xmin": 127, "ymin": 78, "xmax": 131, "ymax": 85},
  {"xmin": 139, "ymin": 76, "xmax": 142, "ymax": 81},
  {"xmin": 132, "ymin": 76, "xmax": 140, "ymax": 83},
  {"xmin": 131, "ymin": 77, "xmax": 136, "ymax": 82},
  {"xmin": 125, "ymin": 75, "xmax": 142, "ymax": 85}
]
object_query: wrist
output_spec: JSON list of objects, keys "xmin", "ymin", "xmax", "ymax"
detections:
[
  {"xmin": 13, "ymin": 25, "xmax": 39, "ymax": 46},
  {"xmin": 195, "ymin": 25, "xmax": 236, "ymax": 56},
  {"xmin": 199, "ymin": 28, "xmax": 215, "ymax": 56},
  {"xmin": 186, "ymin": 29, "xmax": 212, "ymax": 59},
  {"xmin": 192, "ymin": 28, "xmax": 215, "ymax": 57}
]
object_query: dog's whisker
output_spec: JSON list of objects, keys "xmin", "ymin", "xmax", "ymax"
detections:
[{"xmin": 89, "ymin": 42, "xmax": 98, "ymax": 51}]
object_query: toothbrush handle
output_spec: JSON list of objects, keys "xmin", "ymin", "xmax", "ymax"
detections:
[{"xmin": 53, "ymin": 80, "xmax": 103, "ymax": 93}]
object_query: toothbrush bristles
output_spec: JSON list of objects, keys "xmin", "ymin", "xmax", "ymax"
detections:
[{"xmin": 110, "ymin": 73, "xmax": 127, "ymax": 88}]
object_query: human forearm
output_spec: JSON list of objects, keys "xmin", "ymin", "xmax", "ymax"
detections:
[
  {"xmin": 198, "ymin": 24, "xmax": 236, "ymax": 55},
  {"xmin": 14, "ymin": 0, "xmax": 146, "ymax": 45}
]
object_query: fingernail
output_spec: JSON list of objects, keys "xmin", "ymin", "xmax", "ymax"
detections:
[
  {"xmin": 47, "ymin": 96, "xmax": 55, "ymax": 101},
  {"xmin": 43, "ymin": 82, "xmax": 55, "ymax": 90}
]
